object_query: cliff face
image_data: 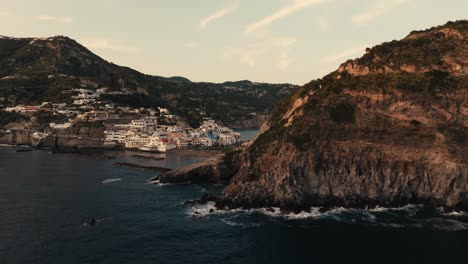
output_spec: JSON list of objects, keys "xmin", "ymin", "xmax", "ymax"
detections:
[{"xmin": 220, "ymin": 21, "xmax": 468, "ymax": 210}]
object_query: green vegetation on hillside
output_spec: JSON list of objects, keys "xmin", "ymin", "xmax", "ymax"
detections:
[
  {"xmin": 0, "ymin": 111, "xmax": 25, "ymax": 127},
  {"xmin": 248, "ymin": 20, "xmax": 468, "ymax": 160},
  {"xmin": 0, "ymin": 36, "xmax": 297, "ymax": 127}
]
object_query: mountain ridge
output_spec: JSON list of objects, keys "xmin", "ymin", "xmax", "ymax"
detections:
[{"xmin": 0, "ymin": 35, "xmax": 297, "ymax": 128}]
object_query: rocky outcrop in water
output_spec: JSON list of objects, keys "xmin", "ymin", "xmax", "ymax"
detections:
[
  {"xmin": 219, "ymin": 21, "xmax": 468, "ymax": 210},
  {"xmin": 155, "ymin": 150, "xmax": 242, "ymax": 184}
]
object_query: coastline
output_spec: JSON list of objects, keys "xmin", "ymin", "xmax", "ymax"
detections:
[
  {"xmin": 0, "ymin": 142, "xmax": 225, "ymax": 158},
  {"xmin": 166, "ymin": 148, "xmax": 224, "ymax": 158}
]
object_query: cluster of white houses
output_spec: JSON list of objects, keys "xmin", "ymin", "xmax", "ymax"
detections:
[
  {"xmin": 1, "ymin": 86, "xmax": 242, "ymax": 153},
  {"xmin": 104, "ymin": 118, "xmax": 241, "ymax": 152}
]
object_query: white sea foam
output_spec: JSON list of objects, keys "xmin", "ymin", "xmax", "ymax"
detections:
[
  {"xmin": 186, "ymin": 202, "xmax": 217, "ymax": 218},
  {"xmin": 101, "ymin": 178, "xmax": 123, "ymax": 184},
  {"xmin": 156, "ymin": 183, "xmax": 174, "ymax": 186},
  {"xmin": 221, "ymin": 218, "xmax": 262, "ymax": 228},
  {"xmin": 195, "ymin": 186, "xmax": 207, "ymax": 193},
  {"xmin": 149, "ymin": 179, "xmax": 173, "ymax": 186},
  {"xmin": 186, "ymin": 202, "xmax": 244, "ymax": 218},
  {"xmin": 221, "ymin": 218, "xmax": 244, "ymax": 226},
  {"xmin": 366, "ymin": 204, "xmax": 422, "ymax": 217},
  {"xmin": 257, "ymin": 207, "xmax": 324, "ymax": 220},
  {"xmin": 185, "ymin": 203, "xmax": 468, "ymax": 231},
  {"xmin": 368, "ymin": 206, "xmax": 390, "ymax": 212},
  {"xmin": 441, "ymin": 211, "xmax": 468, "ymax": 217}
]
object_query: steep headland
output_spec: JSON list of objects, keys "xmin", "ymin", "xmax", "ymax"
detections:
[{"xmin": 217, "ymin": 20, "xmax": 467, "ymax": 210}]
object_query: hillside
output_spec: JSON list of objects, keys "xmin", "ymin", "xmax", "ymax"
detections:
[
  {"xmin": 0, "ymin": 35, "xmax": 296, "ymax": 128},
  {"xmin": 216, "ymin": 20, "xmax": 468, "ymax": 210}
]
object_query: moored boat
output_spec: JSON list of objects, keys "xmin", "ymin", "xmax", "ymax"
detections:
[{"xmin": 139, "ymin": 142, "xmax": 166, "ymax": 153}]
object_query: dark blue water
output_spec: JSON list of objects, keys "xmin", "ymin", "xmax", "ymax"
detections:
[
  {"xmin": 1, "ymin": 147, "xmax": 467, "ymax": 264},
  {"xmin": 238, "ymin": 129, "xmax": 259, "ymax": 142}
]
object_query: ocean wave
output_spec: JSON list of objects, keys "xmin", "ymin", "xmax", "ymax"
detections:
[
  {"xmin": 186, "ymin": 202, "xmax": 244, "ymax": 218},
  {"xmin": 221, "ymin": 219, "xmax": 262, "ymax": 228},
  {"xmin": 156, "ymin": 183, "xmax": 174, "ymax": 186},
  {"xmin": 194, "ymin": 185, "xmax": 207, "ymax": 193},
  {"xmin": 368, "ymin": 204, "xmax": 421, "ymax": 213},
  {"xmin": 440, "ymin": 211, "xmax": 468, "ymax": 217},
  {"xmin": 101, "ymin": 178, "xmax": 123, "ymax": 184},
  {"xmin": 148, "ymin": 179, "xmax": 173, "ymax": 186},
  {"xmin": 185, "ymin": 203, "xmax": 468, "ymax": 231}
]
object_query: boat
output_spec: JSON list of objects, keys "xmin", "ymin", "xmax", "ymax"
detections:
[{"xmin": 139, "ymin": 142, "xmax": 166, "ymax": 153}]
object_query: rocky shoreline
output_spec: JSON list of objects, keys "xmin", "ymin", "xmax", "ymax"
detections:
[
  {"xmin": 166, "ymin": 148, "xmax": 224, "ymax": 158},
  {"xmin": 153, "ymin": 150, "xmax": 240, "ymax": 184},
  {"xmin": 114, "ymin": 162, "xmax": 172, "ymax": 172}
]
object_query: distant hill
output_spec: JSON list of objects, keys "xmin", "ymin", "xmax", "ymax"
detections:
[
  {"xmin": 0, "ymin": 35, "xmax": 297, "ymax": 128},
  {"xmin": 163, "ymin": 76, "xmax": 192, "ymax": 83}
]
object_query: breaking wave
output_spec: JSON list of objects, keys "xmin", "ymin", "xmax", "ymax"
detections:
[
  {"xmin": 440, "ymin": 210, "xmax": 468, "ymax": 217},
  {"xmin": 149, "ymin": 178, "xmax": 174, "ymax": 186},
  {"xmin": 185, "ymin": 202, "xmax": 468, "ymax": 231},
  {"xmin": 195, "ymin": 186, "xmax": 207, "ymax": 193},
  {"xmin": 101, "ymin": 178, "xmax": 123, "ymax": 184}
]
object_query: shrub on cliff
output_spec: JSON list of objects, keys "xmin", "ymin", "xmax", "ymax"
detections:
[{"xmin": 330, "ymin": 103, "xmax": 356, "ymax": 123}]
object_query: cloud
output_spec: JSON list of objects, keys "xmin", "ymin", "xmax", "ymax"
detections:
[
  {"xmin": 183, "ymin": 42, "xmax": 199, "ymax": 49},
  {"xmin": 241, "ymin": 54, "xmax": 258, "ymax": 68},
  {"xmin": 81, "ymin": 39, "xmax": 140, "ymax": 53},
  {"xmin": 223, "ymin": 35, "xmax": 297, "ymax": 68},
  {"xmin": 245, "ymin": 0, "xmax": 329, "ymax": 34},
  {"xmin": 223, "ymin": 46, "xmax": 266, "ymax": 68},
  {"xmin": 273, "ymin": 37, "xmax": 297, "ymax": 48},
  {"xmin": 37, "ymin": 15, "xmax": 73, "ymax": 23},
  {"xmin": 352, "ymin": 0, "xmax": 410, "ymax": 26},
  {"xmin": 316, "ymin": 16, "xmax": 329, "ymax": 32},
  {"xmin": 200, "ymin": 3, "xmax": 238, "ymax": 29},
  {"xmin": 278, "ymin": 51, "xmax": 293, "ymax": 70},
  {"xmin": 0, "ymin": 8, "xmax": 8, "ymax": 16},
  {"xmin": 323, "ymin": 45, "xmax": 368, "ymax": 64}
]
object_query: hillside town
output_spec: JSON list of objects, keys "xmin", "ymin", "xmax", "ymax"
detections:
[{"xmin": 0, "ymin": 87, "xmax": 242, "ymax": 153}]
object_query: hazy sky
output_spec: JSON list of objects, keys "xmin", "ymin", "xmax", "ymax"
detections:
[{"xmin": 0, "ymin": 0, "xmax": 466, "ymax": 84}]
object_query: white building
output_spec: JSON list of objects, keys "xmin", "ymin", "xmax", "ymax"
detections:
[
  {"xmin": 131, "ymin": 119, "xmax": 147, "ymax": 131},
  {"xmin": 49, "ymin": 122, "xmax": 72, "ymax": 129},
  {"xmin": 104, "ymin": 130, "xmax": 128, "ymax": 143},
  {"xmin": 73, "ymin": 99, "xmax": 95, "ymax": 105},
  {"xmin": 200, "ymin": 137, "xmax": 213, "ymax": 147}
]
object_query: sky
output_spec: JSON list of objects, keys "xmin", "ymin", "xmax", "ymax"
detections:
[{"xmin": 0, "ymin": 0, "xmax": 466, "ymax": 85}]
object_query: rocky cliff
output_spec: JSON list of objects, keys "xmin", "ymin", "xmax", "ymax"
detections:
[
  {"xmin": 155, "ymin": 150, "xmax": 242, "ymax": 184},
  {"xmin": 0, "ymin": 121, "xmax": 105, "ymax": 148},
  {"xmin": 219, "ymin": 20, "xmax": 468, "ymax": 210}
]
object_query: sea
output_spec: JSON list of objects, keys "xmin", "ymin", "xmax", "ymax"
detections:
[
  {"xmin": 1, "ymin": 136, "xmax": 467, "ymax": 264},
  {"xmin": 238, "ymin": 129, "xmax": 259, "ymax": 142}
]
